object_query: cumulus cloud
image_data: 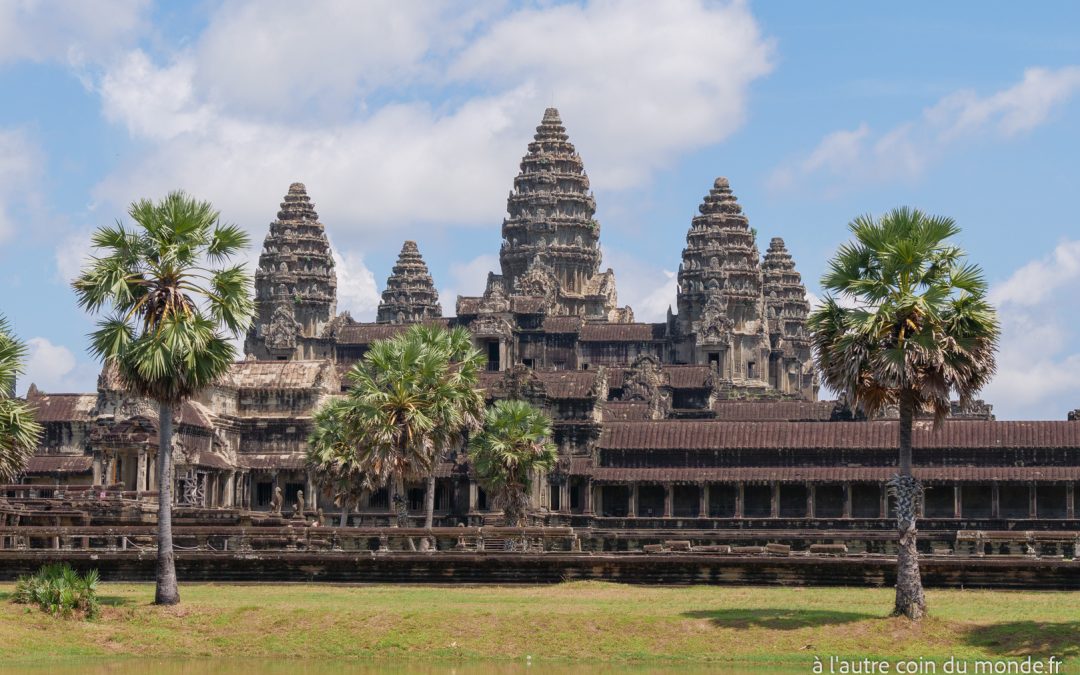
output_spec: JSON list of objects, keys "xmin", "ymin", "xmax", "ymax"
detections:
[
  {"xmin": 0, "ymin": 129, "xmax": 43, "ymax": 244},
  {"xmin": 0, "ymin": 0, "xmax": 148, "ymax": 67},
  {"xmin": 91, "ymin": 0, "xmax": 773, "ymax": 242},
  {"xmin": 600, "ymin": 248, "xmax": 677, "ymax": 322},
  {"xmin": 439, "ymin": 253, "xmax": 501, "ymax": 312},
  {"xmin": 982, "ymin": 239, "xmax": 1080, "ymax": 420},
  {"xmin": 21, "ymin": 337, "xmax": 98, "ymax": 395},
  {"xmin": 332, "ymin": 249, "xmax": 380, "ymax": 321},
  {"xmin": 771, "ymin": 66, "xmax": 1080, "ymax": 192}
]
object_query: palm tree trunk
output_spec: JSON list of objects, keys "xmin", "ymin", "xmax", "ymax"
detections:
[
  {"xmin": 893, "ymin": 387, "xmax": 925, "ymax": 620},
  {"xmin": 339, "ymin": 496, "xmax": 348, "ymax": 528},
  {"xmin": 420, "ymin": 471, "xmax": 436, "ymax": 551},
  {"xmin": 393, "ymin": 474, "xmax": 416, "ymax": 551},
  {"xmin": 155, "ymin": 401, "xmax": 180, "ymax": 606}
]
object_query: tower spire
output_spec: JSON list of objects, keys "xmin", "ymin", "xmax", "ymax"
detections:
[{"xmin": 376, "ymin": 240, "xmax": 442, "ymax": 324}]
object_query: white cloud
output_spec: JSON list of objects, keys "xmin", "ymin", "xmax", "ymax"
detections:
[
  {"xmin": 988, "ymin": 239, "xmax": 1080, "ymax": 308},
  {"xmin": 0, "ymin": 129, "xmax": 43, "ymax": 244},
  {"xmin": 91, "ymin": 0, "xmax": 773, "ymax": 239},
  {"xmin": 439, "ymin": 253, "xmax": 500, "ymax": 312},
  {"xmin": 600, "ymin": 248, "xmax": 677, "ymax": 322},
  {"xmin": 0, "ymin": 0, "xmax": 148, "ymax": 67},
  {"xmin": 772, "ymin": 66, "xmax": 1080, "ymax": 192},
  {"xmin": 54, "ymin": 229, "xmax": 95, "ymax": 283},
  {"xmin": 332, "ymin": 249, "xmax": 380, "ymax": 321},
  {"xmin": 982, "ymin": 239, "xmax": 1080, "ymax": 420},
  {"xmin": 21, "ymin": 337, "xmax": 97, "ymax": 395}
]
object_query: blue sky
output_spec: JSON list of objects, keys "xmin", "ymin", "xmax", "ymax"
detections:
[{"xmin": 1, "ymin": 1, "xmax": 1078, "ymax": 420}]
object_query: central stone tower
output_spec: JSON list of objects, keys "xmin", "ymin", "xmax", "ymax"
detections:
[
  {"xmin": 495, "ymin": 108, "xmax": 627, "ymax": 319},
  {"xmin": 245, "ymin": 183, "xmax": 337, "ymax": 360}
]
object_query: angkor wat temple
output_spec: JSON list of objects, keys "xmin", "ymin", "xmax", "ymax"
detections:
[{"xmin": 13, "ymin": 109, "xmax": 1080, "ymax": 550}]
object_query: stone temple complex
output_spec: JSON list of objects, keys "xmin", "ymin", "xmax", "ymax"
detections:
[{"xmin": 9, "ymin": 108, "xmax": 1080, "ymax": 557}]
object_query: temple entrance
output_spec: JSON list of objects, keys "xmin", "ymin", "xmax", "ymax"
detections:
[
  {"xmin": 708, "ymin": 484, "xmax": 736, "ymax": 517},
  {"xmin": 600, "ymin": 485, "xmax": 629, "ymax": 517},
  {"xmin": 961, "ymin": 485, "xmax": 993, "ymax": 518},
  {"xmin": 672, "ymin": 485, "xmax": 700, "ymax": 517},
  {"xmin": 637, "ymin": 485, "xmax": 665, "ymax": 517},
  {"xmin": 999, "ymin": 485, "xmax": 1030, "ymax": 518},
  {"xmin": 814, "ymin": 484, "xmax": 844, "ymax": 518},
  {"xmin": 924, "ymin": 486, "xmax": 955, "ymax": 518},
  {"xmin": 851, "ymin": 484, "xmax": 881, "ymax": 518},
  {"xmin": 743, "ymin": 485, "xmax": 771, "ymax": 518},
  {"xmin": 779, "ymin": 484, "xmax": 807, "ymax": 518}
]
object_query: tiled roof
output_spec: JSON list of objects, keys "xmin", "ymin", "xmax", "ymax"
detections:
[
  {"xmin": 511, "ymin": 297, "xmax": 547, "ymax": 314},
  {"xmin": 599, "ymin": 420, "xmax": 1080, "ymax": 451},
  {"xmin": 29, "ymin": 394, "xmax": 97, "ymax": 423},
  {"xmin": 602, "ymin": 401, "xmax": 652, "ymax": 421},
  {"xmin": 578, "ymin": 323, "xmax": 665, "ymax": 342},
  {"xmin": 534, "ymin": 371, "xmax": 598, "ymax": 399},
  {"xmin": 588, "ymin": 466, "xmax": 1080, "ymax": 483},
  {"xmin": 336, "ymin": 323, "xmax": 410, "ymax": 344},
  {"xmin": 665, "ymin": 365, "xmax": 713, "ymax": 389},
  {"xmin": 238, "ymin": 453, "xmax": 308, "ymax": 470},
  {"xmin": 25, "ymin": 455, "xmax": 94, "ymax": 474},
  {"xmin": 712, "ymin": 400, "xmax": 838, "ymax": 421},
  {"xmin": 456, "ymin": 297, "xmax": 481, "ymax": 315},
  {"xmin": 228, "ymin": 361, "xmax": 332, "ymax": 390},
  {"xmin": 542, "ymin": 317, "xmax": 583, "ymax": 333},
  {"xmin": 179, "ymin": 401, "xmax": 215, "ymax": 429}
]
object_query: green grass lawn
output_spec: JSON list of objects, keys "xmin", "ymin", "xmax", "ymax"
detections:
[{"xmin": 1, "ymin": 582, "xmax": 1078, "ymax": 671}]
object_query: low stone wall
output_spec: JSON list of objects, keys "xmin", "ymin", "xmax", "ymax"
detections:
[{"xmin": 2, "ymin": 550, "xmax": 1078, "ymax": 589}]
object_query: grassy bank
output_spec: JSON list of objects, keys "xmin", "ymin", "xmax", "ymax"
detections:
[{"xmin": 1, "ymin": 582, "xmax": 1078, "ymax": 670}]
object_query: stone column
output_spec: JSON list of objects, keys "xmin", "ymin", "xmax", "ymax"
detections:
[
  {"xmin": 1066, "ymin": 483, "xmax": 1075, "ymax": 520},
  {"xmin": 991, "ymin": 483, "xmax": 1000, "ymax": 519},
  {"xmin": 954, "ymin": 486, "xmax": 963, "ymax": 519},
  {"xmin": 1029, "ymin": 484, "xmax": 1038, "ymax": 519},
  {"xmin": 770, "ymin": 482, "xmax": 779, "ymax": 518},
  {"xmin": 469, "ymin": 480, "xmax": 479, "ymax": 512},
  {"xmin": 136, "ymin": 450, "xmax": 148, "ymax": 492},
  {"xmin": 584, "ymin": 479, "xmax": 595, "ymax": 515},
  {"xmin": 806, "ymin": 483, "xmax": 815, "ymax": 519},
  {"xmin": 92, "ymin": 455, "xmax": 103, "ymax": 486},
  {"xmin": 306, "ymin": 471, "xmax": 317, "ymax": 511},
  {"xmin": 842, "ymin": 484, "xmax": 852, "ymax": 519},
  {"xmin": 662, "ymin": 485, "xmax": 672, "ymax": 518},
  {"xmin": 629, "ymin": 483, "xmax": 638, "ymax": 518},
  {"xmin": 880, "ymin": 483, "xmax": 889, "ymax": 519},
  {"xmin": 735, "ymin": 483, "xmax": 744, "ymax": 518},
  {"xmin": 700, "ymin": 483, "xmax": 709, "ymax": 518},
  {"xmin": 224, "ymin": 471, "xmax": 235, "ymax": 507},
  {"xmin": 560, "ymin": 482, "xmax": 570, "ymax": 514}
]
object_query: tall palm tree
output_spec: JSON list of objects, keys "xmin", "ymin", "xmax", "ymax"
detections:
[
  {"xmin": 0, "ymin": 316, "xmax": 42, "ymax": 482},
  {"xmin": 330, "ymin": 325, "xmax": 483, "ymax": 544},
  {"xmin": 469, "ymin": 399, "xmax": 557, "ymax": 527},
  {"xmin": 72, "ymin": 192, "xmax": 253, "ymax": 605},
  {"xmin": 307, "ymin": 398, "xmax": 368, "ymax": 527},
  {"xmin": 808, "ymin": 207, "xmax": 998, "ymax": 620}
]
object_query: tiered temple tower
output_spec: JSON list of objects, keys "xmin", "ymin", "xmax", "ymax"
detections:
[
  {"xmin": 494, "ymin": 108, "xmax": 625, "ymax": 319},
  {"xmin": 376, "ymin": 240, "xmax": 442, "ymax": 324},
  {"xmin": 674, "ymin": 177, "xmax": 768, "ymax": 382},
  {"xmin": 762, "ymin": 237, "xmax": 816, "ymax": 398},
  {"xmin": 245, "ymin": 183, "xmax": 337, "ymax": 360}
]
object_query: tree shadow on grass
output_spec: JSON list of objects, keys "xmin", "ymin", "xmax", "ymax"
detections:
[
  {"xmin": 99, "ymin": 595, "xmax": 135, "ymax": 607},
  {"xmin": 964, "ymin": 621, "xmax": 1080, "ymax": 661},
  {"xmin": 683, "ymin": 608, "xmax": 876, "ymax": 630}
]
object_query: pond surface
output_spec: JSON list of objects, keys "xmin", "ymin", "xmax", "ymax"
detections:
[{"xmin": 1, "ymin": 659, "xmax": 799, "ymax": 674}]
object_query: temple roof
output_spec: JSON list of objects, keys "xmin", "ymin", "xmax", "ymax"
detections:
[
  {"xmin": 599, "ymin": 420, "xmax": 1080, "ymax": 451},
  {"xmin": 587, "ymin": 466, "xmax": 1080, "ymax": 484},
  {"xmin": 227, "ymin": 360, "xmax": 337, "ymax": 390}
]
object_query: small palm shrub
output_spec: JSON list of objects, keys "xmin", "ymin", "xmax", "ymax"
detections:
[{"xmin": 13, "ymin": 564, "xmax": 101, "ymax": 619}]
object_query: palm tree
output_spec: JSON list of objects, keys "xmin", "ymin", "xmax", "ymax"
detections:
[
  {"xmin": 469, "ymin": 399, "xmax": 557, "ymax": 526},
  {"xmin": 0, "ymin": 316, "xmax": 42, "ymax": 482},
  {"xmin": 307, "ymin": 398, "xmax": 368, "ymax": 527},
  {"xmin": 72, "ymin": 192, "xmax": 253, "ymax": 605},
  {"xmin": 808, "ymin": 207, "xmax": 998, "ymax": 620},
  {"xmin": 330, "ymin": 325, "xmax": 483, "ymax": 545}
]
